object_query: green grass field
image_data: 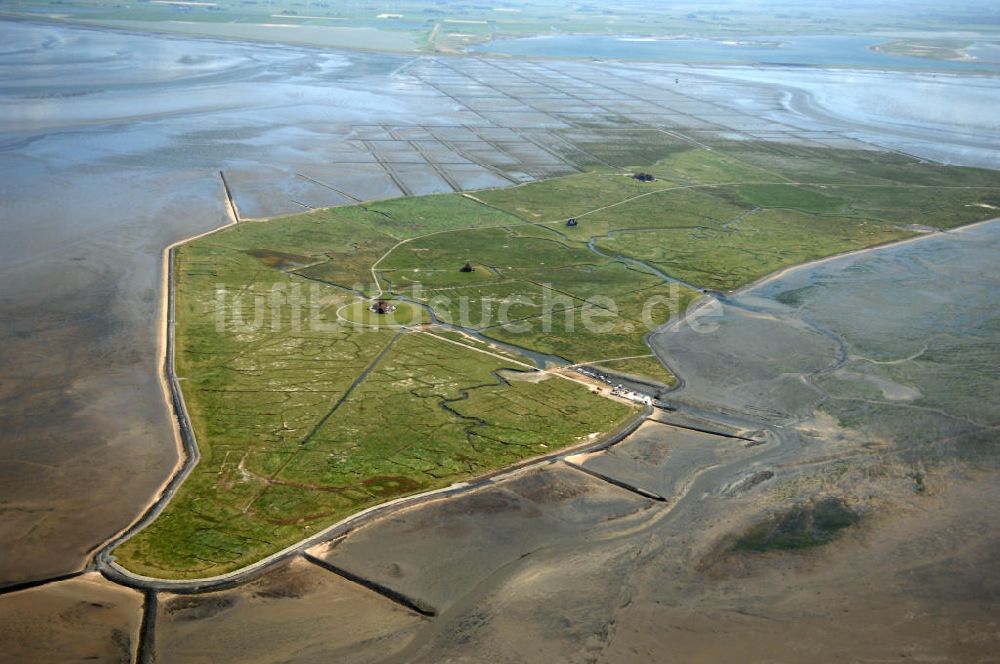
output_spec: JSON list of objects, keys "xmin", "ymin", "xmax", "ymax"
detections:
[
  {"xmin": 590, "ymin": 356, "xmax": 678, "ymax": 386},
  {"xmin": 338, "ymin": 300, "xmax": 429, "ymax": 327},
  {"xmin": 112, "ymin": 142, "xmax": 1000, "ymax": 578},
  {"xmin": 115, "ymin": 238, "xmax": 636, "ymax": 577}
]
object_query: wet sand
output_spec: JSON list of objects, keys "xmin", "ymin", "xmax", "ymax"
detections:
[
  {"xmin": 154, "ymin": 558, "xmax": 422, "ymax": 664},
  {"xmin": 574, "ymin": 420, "xmax": 753, "ymax": 499},
  {"xmin": 0, "ymin": 573, "xmax": 143, "ymax": 662},
  {"xmin": 600, "ymin": 474, "xmax": 1000, "ymax": 664},
  {"xmin": 2, "ymin": 17, "xmax": 999, "ymax": 663},
  {"xmin": 307, "ymin": 464, "xmax": 653, "ymax": 616},
  {"xmin": 0, "ymin": 170, "xmax": 227, "ymax": 584},
  {"xmin": 2, "ymin": 220, "xmax": 998, "ymax": 659}
]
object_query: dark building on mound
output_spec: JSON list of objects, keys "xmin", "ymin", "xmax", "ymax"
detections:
[
  {"xmin": 460, "ymin": 261, "xmax": 475, "ymax": 273},
  {"xmin": 567, "ymin": 217, "xmax": 578, "ymax": 227},
  {"xmin": 632, "ymin": 172, "xmax": 655, "ymax": 182},
  {"xmin": 373, "ymin": 300, "xmax": 394, "ymax": 314}
]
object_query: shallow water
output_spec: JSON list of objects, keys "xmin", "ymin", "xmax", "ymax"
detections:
[
  {"xmin": 472, "ymin": 34, "xmax": 1000, "ymax": 72},
  {"xmin": 686, "ymin": 66, "xmax": 1000, "ymax": 167}
]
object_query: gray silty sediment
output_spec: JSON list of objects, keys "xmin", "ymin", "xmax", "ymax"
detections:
[
  {"xmin": 653, "ymin": 219, "xmax": 1000, "ymax": 461},
  {"xmin": 3, "ymin": 15, "xmax": 999, "ymax": 588},
  {"xmin": 307, "ymin": 464, "xmax": 652, "ymax": 614},
  {"xmin": 151, "ymin": 557, "xmax": 421, "ymax": 664},
  {"xmin": 576, "ymin": 420, "xmax": 753, "ymax": 499}
]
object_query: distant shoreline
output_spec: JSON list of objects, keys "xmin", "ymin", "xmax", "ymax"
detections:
[{"xmin": 5, "ymin": 15, "xmax": 999, "ymax": 75}]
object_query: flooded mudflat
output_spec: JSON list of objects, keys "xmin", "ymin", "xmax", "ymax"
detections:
[
  {"xmin": 153, "ymin": 558, "xmax": 422, "ymax": 664},
  {"xmin": 0, "ymin": 573, "xmax": 143, "ymax": 662},
  {"xmin": 473, "ymin": 33, "xmax": 1000, "ymax": 72},
  {"xmin": 1, "ymin": 16, "xmax": 999, "ymax": 663},
  {"xmin": 653, "ymin": 219, "xmax": 1000, "ymax": 459},
  {"xmin": 684, "ymin": 65, "xmax": 1000, "ymax": 167}
]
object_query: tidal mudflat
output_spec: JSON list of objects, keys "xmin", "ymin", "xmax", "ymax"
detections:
[
  {"xmin": 98, "ymin": 214, "xmax": 1000, "ymax": 664},
  {"xmin": 0, "ymin": 573, "xmax": 143, "ymax": 662},
  {"xmin": 2, "ymin": 15, "xmax": 999, "ymax": 663},
  {"xmin": 109, "ymin": 139, "xmax": 1000, "ymax": 578},
  {"xmin": 653, "ymin": 219, "xmax": 1000, "ymax": 448},
  {"xmin": 153, "ymin": 557, "xmax": 422, "ymax": 664},
  {"xmin": 7, "ymin": 16, "xmax": 992, "ymax": 587}
]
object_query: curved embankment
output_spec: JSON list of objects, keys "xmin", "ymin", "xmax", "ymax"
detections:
[
  {"xmin": 92, "ymin": 245, "xmax": 202, "ymax": 588},
  {"xmin": 91, "ymin": 218, "xmax": 651, "ymax": 591},
  {"xmin": 96, "ymin": 383, "xmax": 651, "ymax": 593},
  {"xmin": 82, "ymin": 177, "xmax": 651, "ymax": 592},
  {"xmin": 662, "ymin": 214, "xmax": 1000, "ymax": 340},
  {"xmin": 646, "ymin": 215, "xmax": 999, "ymax": 392},
  {"xmin": 89, "ymin": 162, "xmax": 997, "ymax": 592}
]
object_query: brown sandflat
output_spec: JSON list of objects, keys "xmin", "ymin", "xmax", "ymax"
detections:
[
  {"xmin": 0, "ymin": 573, "xmax": 143, "ymax": 663},
  {"xmin": 154, "ymin": 557, "xmax": 422, "ymax": 664},
  {"xmin": 308, "ymin": 463, "xmax": 653, "ymax": 615}
]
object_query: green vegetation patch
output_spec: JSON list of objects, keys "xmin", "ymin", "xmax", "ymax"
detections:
[
  {"xmin": 420, "ymin": 281, "xmax": 548, "ymax": 329},
  {"xmin": 114, "ymin": 207, "xmax": 635, "ymax": 578},
  {"xmin": 380, "ymin": 226, "xmax": 596, "ymax": 276},
  {"xmin": 819, "ymin": 185, "xmax": 1000, "ymax": 229},
  {"xmin": 115, "ymin": 142, "xmax": 1000, "ymax": 578},
  {"xmin": 732, "ymin": 497, "xmax": 860, "ymax": 552},
  {"xmin": 597, "ymin": 209, "xmax": 911, "ymax": 291},
  {"xmin": 473, "ymin": 171, "xmax": 680, "ymax": 223},
  {"xmin": 220, "ymin": 205, "xmax": 398, "ymax": 295},
  {"xmin": 576, "ymin": 186, "xmax": 749, "ymax": 242},
  {"xmin": 269, "ymin": 332, "xmax": 633, "ymax": 489},
  {"xmin": 590, "ymin": 355, "xmax": 677, "ymax": 386},
  {"xmin": 364, "ymin": 193, "xmax": 527, "ymax": 238},
  {"xmin": 644, "ymin": 147, "xmax": 783, "ymax": 185},
  {"xmin": 701, "ymin": 143, "xmax": 1000, "ymax": 189},
  {"xmin": 734, "ymin": 183, "xmax": 847, "ymax": 213},
  {"xmin": 482, "ymin": 282, "xmax": 698, "ymax": 362},
  {"xmin": 557, "ymin": 129, "xmax": 693, "ymax": 169}
]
